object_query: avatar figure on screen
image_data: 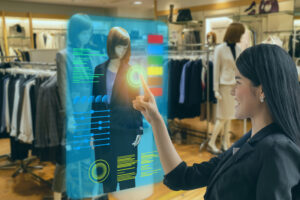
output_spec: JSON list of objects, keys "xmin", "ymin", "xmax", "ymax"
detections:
[{"xmin": 91, "ymin": 27, "xmax": 143, "ymax": 193}]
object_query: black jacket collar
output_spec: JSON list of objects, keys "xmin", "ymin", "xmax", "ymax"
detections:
[{"xmin": 205, "ymin": 123, "xmax": 281, "ymax": 198}]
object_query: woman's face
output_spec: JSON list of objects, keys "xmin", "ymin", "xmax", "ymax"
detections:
[
  {"xmin": 78, "ymin": 28, "xmax": 92, "ymax": 46},
  {"xmin": 115, "ymin": 45, "xmax": 128, "ymax": 59},
  {"xmin": 231, "ymin": 69, "xmax": 262, "ymax": 119}
]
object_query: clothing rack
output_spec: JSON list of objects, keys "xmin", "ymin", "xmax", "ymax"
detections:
[
  {"xmin": 0, "ymin": 67, "xmax": 55, "ymax": 186},
  {"xmin": 33, "ymin": 28, "xmax": 66, "ymax": 31},
  {"xmin": 0, "ymin": 55, "xmax": 23, "ymax": 62},
  {"xmin": 10, "ymin": 61, "xmax": 57, "ymax": 71},
  {"xmin": 168, "ymin": 48, "xmax": 214, "ymax": 151},
  {"xmin": 11, "ymin": 61, "xmax": 56, "ymax": 66},
  {"xmin": 0, "ymin": 56, "xmax": 22, "ymax": 58}
]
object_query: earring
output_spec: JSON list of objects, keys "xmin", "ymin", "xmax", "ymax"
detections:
[{"xmin": 260, "ymin": 97, "xmax": 264, "ymax": 103}]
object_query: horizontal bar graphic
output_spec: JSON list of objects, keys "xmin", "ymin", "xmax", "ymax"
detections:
[
  {"xmin": 147, "ymin": 67, "xmax": 163, "ymax": 76},
  {"xmin": 148, "ymin": 35, "xmax": 163, "ymax": 44},
  {"xmin": 73, "ymin": 132, "xmax": 110, "ymax": 138},
  {"xmin": 74, "ymin": 120, "xmax": 110, "ymax": 126},
  {"xmin": 149, "ymin": 88, "xmax": 163, "ymax": 96},
  {"xmin": 73, "ymin": 110, "xmax": 110, "ymax": 115},
  {"xmin": 148, "ymin": 77, "xmax": 163, "ymax": 86},
  {"xmin": 147, "ymin": 45, "xmax": 163, "ymax": 55},
  {"xmin": 73, "ymin": 143, "xmax": 110, "ymax": 150},
  {"xmin": 148, "ymin": 56, "xmax": 163, "ymax": 66},
  {"xmin": 72, "ymin": 137, "xmax": 110, "ymax": 144}
]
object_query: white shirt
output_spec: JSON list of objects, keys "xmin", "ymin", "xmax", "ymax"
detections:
[
  {"xmin": 10, "ymin": 79, "xmax": 20, "ymax": 137},
  {"xmin": 213, "ymin": 43, "xmax": 241, "ymax": 91},
  {"xmin": 18, "ymin": 79, "xmax": 36, "ymax": 144},
  {"xmin": 4, "ymin": 79, "xmax": 10, "ymax": 133}
]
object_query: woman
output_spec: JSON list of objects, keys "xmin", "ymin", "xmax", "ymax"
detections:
[
  {"xmin": 133, "ymin": 44, "xmax": 300, "ymax": 199},
  {"xmin": 91, "ymin": 27, "xmax": 143, "ymax": 193}
]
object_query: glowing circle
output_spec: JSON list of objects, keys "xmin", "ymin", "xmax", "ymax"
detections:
[
  {"xmin": 127, "ymin": 65, "xmax": 147, "ymax": 88},
  {"xmin": 88, "ymin": 159, "xmax": 110, "ymax": 183}
]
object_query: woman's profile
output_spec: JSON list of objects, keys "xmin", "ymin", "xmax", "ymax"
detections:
[{"xmin": 133, "ymin": 44, "xmax": 300, "ymax": 200}]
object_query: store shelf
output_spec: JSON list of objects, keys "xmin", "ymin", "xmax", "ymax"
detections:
[
  {"xmin": 233, "ymin": 10, "xmax": 294, "ymax": 20},
  {"xmin": 169, "ymin": 20, "xmax": 202, "ymax": 26},
  {"xmin": 263, "ymin": 30, "xmax": 293, "ymax": 34},
  {"xmin": 7, "ymin": 36, "xmax": 31, "ymax": 39}
]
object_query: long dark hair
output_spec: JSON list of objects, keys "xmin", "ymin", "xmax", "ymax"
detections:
[{"xmin": 236, "ymin": 44, "xmax": 300, "ymax": 146}]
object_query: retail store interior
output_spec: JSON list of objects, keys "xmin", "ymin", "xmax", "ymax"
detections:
[{"xmin": 0, "ymin": 0, "xmax": 300, "ymax": 199}]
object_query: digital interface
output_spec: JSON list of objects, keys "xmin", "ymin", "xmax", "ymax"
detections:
[{"xmin": 65, "ymin": 15, "xmax": 168, "ymax": 198}]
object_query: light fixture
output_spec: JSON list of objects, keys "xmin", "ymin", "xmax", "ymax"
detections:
[{"xmin": 133, "ymin": 1, "xmax": 142, "ymax": 5}]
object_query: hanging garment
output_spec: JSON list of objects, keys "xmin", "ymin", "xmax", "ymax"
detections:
[
  {"xmin": 18, "ymin": 79, "xmax": 36, "ymax": 144},
  {"xmin": 179, "ymin": 60, "xmax": 193, "ymax": 103},
  {"xmin": 36, "ymin": 32, "xmax": 54, "ymax": 49},
  {"xmin": 168, "ymin": 59, "xmax": 187, "ymax": 119},
  {"xmin": 4, "ymin": 78, "xmax": 10, "ymax": 133},
  {"xmin": 169, "ymin": 59, "xmax": 210, "ymax": 119},
  {"xmin": 10, "ymin": 79, "xmax": 21, "ymax": 137},
  {"xmin": 35, "ymin": 75, "xmax": 62, "ymax": 148},
  {"xmin": 182, "ymin": 29, "xmax": 201, "ymax": 50},
  {"xmin": 1, "ymin": 77, "xmax": 9, "ymax": 133}
]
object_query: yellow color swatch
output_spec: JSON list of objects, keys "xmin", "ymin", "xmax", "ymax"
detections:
[{"xmin": 147, "ymin": 66, "xmax": 163, "ymax": 76}]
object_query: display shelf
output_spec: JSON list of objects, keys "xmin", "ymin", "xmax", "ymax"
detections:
[
  {"xmin": 169, "ymin": 20, "xmax": 202, "ymax": 26},
  {"xmin": 0, "ymin": 11, "xmax": 69, "ymax": 53},
  {"xmin": 7, "ymin": 36, "xmax": 31, "ymax": 39},
  {"xmin": 233, "ymin": 10, "xmax": 294, "ymax": 20},
  {"xmin": 263, "ymin": 30, "xmax": 293, "ymax": 34}
]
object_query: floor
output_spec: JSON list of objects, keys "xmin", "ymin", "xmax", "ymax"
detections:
[{"xmin": 0, "ymin": 119, "xmax": 250, "ymax": 200}]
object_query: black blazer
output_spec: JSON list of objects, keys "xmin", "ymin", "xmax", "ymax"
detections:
[
  {"xmin": 91, "ymin": 60, "xmax": 143, "ymax": 153},
  {"xmin": 164, "ymin": 123, "xmax": 300, "ymax": 200}
]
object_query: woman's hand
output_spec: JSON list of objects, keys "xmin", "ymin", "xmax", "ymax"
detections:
[{"xmin": 132, "ymin": 75, "xmax": 161, "ymax": 124}]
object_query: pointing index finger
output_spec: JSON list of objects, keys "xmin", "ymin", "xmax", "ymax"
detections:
[{"xmin": 140, "ymin": 75, "xmax": 151, "ymax": 98}]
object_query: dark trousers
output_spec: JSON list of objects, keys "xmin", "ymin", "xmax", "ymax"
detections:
[{"xmin": 95, "ymin": 131, "xmax": 138, "ymax": 193}]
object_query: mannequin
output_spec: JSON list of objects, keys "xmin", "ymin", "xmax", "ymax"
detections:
[
  {"xmin": 206, "ymin": 32, "xmax": 217, "ymax": 47},
  {"xmin": 91, "ymin": 27, "xmax": 143, "ymax": 194},
  {"xmin": 207, "ymin": 23, "xmax": 245, "ymax": 154}
]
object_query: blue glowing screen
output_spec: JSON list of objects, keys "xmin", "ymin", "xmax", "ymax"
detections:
[{"xmin": 65, "ymin": 14, "xmax": 168, "ymax": 198}]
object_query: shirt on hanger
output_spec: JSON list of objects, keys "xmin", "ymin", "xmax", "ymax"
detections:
[
  {"xmin": 18, "ymin": 79, "xmax": 36, "ymax": 144},
  {"xmin": 179, "ymin": 61, "xmax": 192, "ymax": 104},
  {"xmin": 1, "ymin": 78, "xmax": 9, "ymax": 133},
  {"xmin": 4, "ymin": 78, "xmax": 10, "ymax": 133},
  {"xmin": 10, "ymin": 79, "xmax": 20, "ymax": 137}
]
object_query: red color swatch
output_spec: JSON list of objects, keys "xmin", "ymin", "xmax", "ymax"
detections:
[
  {"xmin": 149, "ymin": 88, "xmax": 163, "ymax": 96},
  {"xmin": 148, "ymin": 35, "xmax": 163, "ymax": 44}
]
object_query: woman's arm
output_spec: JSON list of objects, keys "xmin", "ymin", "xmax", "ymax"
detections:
[
  {"xmin": 150, "ymin": 114, "xmax": 182, "ymax": 174},
  {"xmin": 133, "ymin": 76, "xmax": 222, "ymax": 190},
  {"xmin": 132, "ymin": 76, "xmax": 182, "ymax": 174}
]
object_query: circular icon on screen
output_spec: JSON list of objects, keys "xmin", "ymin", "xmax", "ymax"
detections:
[
  {"xmin": 89, "ymin": 159, "xmax": 110, "ymax": 183},
  {"xmin": 127, "ymin": 65, "xmax": 146, "ymax": 88},
  {"xmin": 95, "ymin": 95, "xmax": 102, "ymax": 103}
]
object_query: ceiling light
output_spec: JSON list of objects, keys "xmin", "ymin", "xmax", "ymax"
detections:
[{"xmin": 133, "ymin": 1, "xmax": 142, "ymax": 5}]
